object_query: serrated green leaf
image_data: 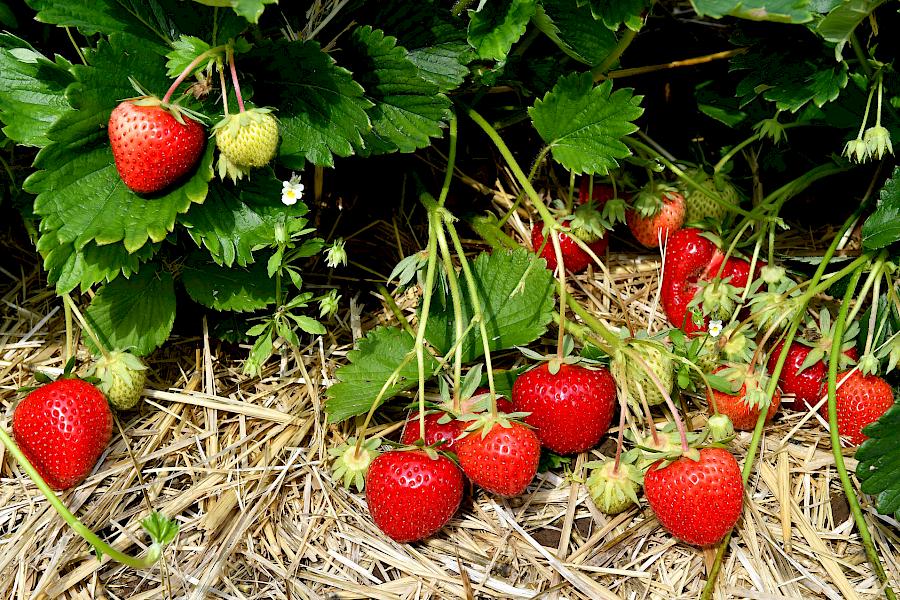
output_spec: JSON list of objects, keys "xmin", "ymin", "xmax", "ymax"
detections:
[
  {"xmin": 695, "ymin": 80, "xmax": 748, "ymax": 127},
  {"xmin": 862, "ymin": 167, "xmax": 900, "ymax": 250},
  {"xmin": 247, "ymin": 40, "xmax": 372, "ymax": 167},
  {"xmin": 0, "ymin": 34, "xmax": 73, "ymax": 147},
  {"xmin": 576, "ymin": 0, "xmax": 649, "ymax": 30},
  {"xmin": 816, "ymin": 0, "xmax": 889, "ymax": 60},
  {"xmin": 293, "ymin": 315, "xmax": 326, "ymax": 335},
  {"xmin": 38, "ymin": 236, "xmax": 160, "ymax": 294},
  {"xmin": 407, "ymin": 42, "xmax": 473, "ymax": 92},
  {"xmin": 856, "ymin": 402, "xmax": 900, "ymax": 519},
  {"xmin": 344, "ymin": 26, "xmax": 450, "ymax": 156},
  {"xmin": 690, "ymin": 0, "xmax": 814, "ymax": 23},
  {"xmin": 326, "ymin": 326, "xmax": 439, "ymax": 423},
  {"xmin": 534, "ymin": 0, "xmax": 618, "ymax": 66},
  {"xmin": 425, "ymin": 248, "xmax": 555, "ymax": 362},
  {"xmin": 468, "ymin": 0, "xmax": 536, "ymax": 62},
  {"xmin": 182, "ymin": 253, "xmax": 276, "ymax": 312},
  {"xmin": 83, "ymin": 267, "xmax": 177, "ymax": 356},
  {"xmin": 192, "ymin": 0, "xmax": 275, "ymax": 23},
  {"xmin": 179, "ymin": 173, "xmax": 309, "ymax": 266},
  {"xmin": 529, "ymin": 73, "xmax": 643, "ymax": 175},
  {"xmin": 166, "ymin": 35, "xmax": 212, "ymax": 78}
]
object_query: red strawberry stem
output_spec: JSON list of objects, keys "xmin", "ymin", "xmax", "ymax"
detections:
[
  {"xmin": 162, "ymin": 48, "xmax": 219, "ymax": 104},
  {"xmin": 227, "ymin": 46, "xmax": 246, "ymax": 113},
  {"xmin": 0, "ymin": 427, "xmax": 171, "ymax": 568},
  {"xmin": 826, "ymin": 265, "xmax": 897, "ymax": 600}
]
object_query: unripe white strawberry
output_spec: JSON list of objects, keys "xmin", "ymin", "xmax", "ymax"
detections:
[
  {"xmin": 586, "ymin": 459, "xmax": 642, "ymax": 515},
  {"xmin": 213, "ymin": 107, "xmax": 279, "ymax": 181},
  {"xmin": 90, "ymin": 350, "xmax": 148, "ymax": 410},
  {"xmin": 681, "ymin": 170, "xmax": 740, "ymax": 224}
]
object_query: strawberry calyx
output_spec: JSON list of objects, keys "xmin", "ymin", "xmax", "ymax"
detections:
[
  {"xmin": 458, "ymin": 411, "xmax": 533, "ymax": 441},
  {"xmin": 585, "ymin": 454, "xmax": 643, "ymax": 515},
  {"xmin": 795, "ymin": 308, "xmax": 859, "ymax": 373},
  {"xmin": 716, "ymin": 363, "xmax": 773, "ymax": 410},
  {"xmin": 516, "ymin": 336, "xmax": 604, "ymax": 375},
  {"xmin": 706, "ymin": 413, "xmax": 736, "ymax": 443},
  {"xmin": 329, "ymin": 437, "xmax": 382, "ymax": 491},
  {"xmin": 631, "ymin": 183, "xmax": 679, "ymax": 218},
  {"xmin": 568, "ymin": 203, "xmax": 610, "ymax": 243}
]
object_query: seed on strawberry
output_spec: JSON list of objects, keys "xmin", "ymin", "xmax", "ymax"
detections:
[
  {"xmin": 512, "ymin": 363, "xmax": 617, "ymax": 454},
  {"xmin": 643, "ymin": 447, "xmax": 743, "ymax": 546},
  {"xmin": 827, "ymin": 370, "xmax": 894, "ymax": 445},
  {"xmin": 213, "ymin": 107, "xmax": 279, "ymax": 181},
  {"xmin": 108, "ymin": 99, "xmax": 206, "ymax": 194},
  {"xmin": 12, "ymin": 378, "xmax": 113, "ymax": 490},
  {"xmin": 456, "ymin": 420, "xmax": 540, "ymax": 496},
  {"xmin": 365, "ymin": 449, "xmax": 464, "ymax": 542}
]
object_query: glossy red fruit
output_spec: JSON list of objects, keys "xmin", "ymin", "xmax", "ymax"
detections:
[
  {"xmin": 365, "ymin": 450, "xmax": 464, "ymax": 542},
  {"xmin": 108, "ymin": 100, "xmax": 206, "ymax": 194},
  {"xmin": 827, "ymin": 371, "xmax": 894, "ymax": 445},
  {"xmin": 12, "ymin": 379, "xmax": 113, "ymax": 490},
  {"xmin": 531, "ymin": 222, "xmax": 608, "ymax": 273},
  {"xmin": 399, "ymin": 412, "xmax": 465, "ymax": 451},
  {"xmin": 768, "ymin": 343, "xmax": 859, "ymax": 411},
  {"xmin": 708, "ymin": 367, "xmax": 781, "ymax": 430},
  {"xmin": 512, "ymin": 363, "xmax": 617, "ymax": 454},
  {"xmin": 456, "ymin": 422, "xmax": 540, "ymax": 496},
  {"xmin": 626, "ymin": 190, "xmax": 685, "ymax": 248},
  {"xmin": 578, "ymin": 180, "xmax": 621, "ymax": 205},
  {"xmin": 644, "ymin": 447, "xmax": 743, "ymax": 546}
]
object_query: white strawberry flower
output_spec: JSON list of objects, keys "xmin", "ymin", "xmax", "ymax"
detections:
[
  {"xmin": 708, "ymin": 319, "xmax": 723, "ymax": 338},
  {"xmin": 281, "ymin": 173, "xmax": 305, "ymax": 206}
]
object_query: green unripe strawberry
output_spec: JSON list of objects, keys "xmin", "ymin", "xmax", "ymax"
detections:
[
  {"xmin": 213, "ymin": 108, "xmax": 279, "ymax": 181},
  {"xmin": 89, "ymin": 350, "xmax": 148, "ymax": 410},
  {"xmin": 682, "ymin": 170, "xmax": 740, "ymax": 224},
  {"xmin": 612, "ymin": 341, "xmax": 675, "ymax": 407},
  {"xmin": 586, "ymin": 458, "xmax": 642, "ymax": 515}
]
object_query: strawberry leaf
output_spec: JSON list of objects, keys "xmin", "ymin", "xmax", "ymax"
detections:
[
  {"xmin": 407, "ymin": 42, "xmax": 474, "ymax": 92},
  {"xmin": 217, "ymin": 0, "xmax": 277, "ymax": 24},
  {"xmin": 182, "ymin": 253, "xmax": 276, "ymax": 312},
  {"xmin": 166, "ymin": 35, "xmax": 212, "ymax": 78},
  {"xmin": 425, "ymin": 248, "xmax": 555, "ymax": 363},
  {"xmin": 690, "ymin": 0, "xmax": 814, "ymax": 23},
  {"xmin": 529, "ymin": 73, "xmax": 643, "ymax": 175},
  {"xmin": 534, "ymin": 0, "xmax": 618, "ymax": 67},
  {"xmin": 38, "ymin": 237, "xmax": 160, "ymax": 294},
  {"xmin": 575, "ymin": 0, "xmax": 649, "ymax": 31},
  {"xmin": 861, "ymin": 166, "xmax": 900, "ymax": 251},
  {"xmin": 0, "ymin": 33, "xmax": 73, "ymax": 147},
  {"xmin": 344, "ymin": 26, "xmax": 451, "ymax": 156},
  {"xmin": 248, "ymin": 40, "xmax": 372, "ymax": 168},
  {"xmin": 467, "ymin": 0, "xmax": 536, "ymax": 61},
  {"xmin": 816, "ymin": 0, "xmax": 890, "ymax": 61},
  {"xmin": 856, "ymin": 401, "xmax": 900, "ymax": 519},
  {"xmin": 326, "ymin": 326, "xmax": 439, "ymax": 423},
  {"xmin": 83, "ymin": 266, "xmax": 177, "ymax": 356}
]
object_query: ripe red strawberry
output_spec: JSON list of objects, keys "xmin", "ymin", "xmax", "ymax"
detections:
[
  {"xmin": 532, "ymin": 222, "xmax": 608, "ymax": 273},
  {"xmin": 456, "ymin": 421, "xmax": 540, "ymax": 496},
  {"xmin": 578, "ymin": 180, "xmax": 622, "ymax": 205},
  {"xmin": 512, "ymin": 363, "xmax": 616, "ymax": 454},
  {"xmin": 768, "ymin": 343, "xmax": 859, "ymax": 411},
  {"xmin": 827, "ymin": 371, "xmax": 894, "ymax": 445},
  {"xmin": 708, "ymin": 366, "xmax": 781, "ymax": 430},
  {"xmin": 626, "ymin": 188, "xmax": 685, "ymax": 248},
  {"xmin": 12, "ymin": 379, "xmax": 113, "ymax": 491},
  {"xmin": 400, "ymin": 412, "xmax": 465, "ymax": 450},
  {"xmin": 643, "ymin": 447, "xmax": 743, "ymax": 546},
  {"xmin": 365, "ymin": 450, "xmax": 464, "ymax": 542},
  {"xmin": 108, "ymin": 100, "xmax": 206, "ymax": 194}
]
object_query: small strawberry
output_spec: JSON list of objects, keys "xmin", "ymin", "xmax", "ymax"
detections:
[
  {"xmin": 365, "ymin": 449, "xmax": 464, "ymax": 542},
  {"xmin": 586, "ymin": 457, "xmax": 642, "ymax": 515},
  {"xmin": 827, "ymin": 371, "xmax": 894, "ymax": 445},
  {"xmin": 108, "ymin": 99, "xmax": 206, "ymax": 194},
  {"xmin": 611, "ymin": 341, "xmax": 675, "ymax": 408},
  {"xmin": 399, "ymin": 411, "xmax": 465, "ymax": 451},
  {"xmin": 643, "ymin": 447, "xmax": 743, "ymax": 546},
  {"xmin": 213, "ymin": 107, "xmax": 279, "ymax": 181},
  {"xmin": 680, "ymin": 169, "xmax": 740, "ymax": 224},
  {"xmin": 512, "ymin": 362, "xmax": 617, "ymax": 454},
  {"xmin": 708, "ymin": 365, "xmax": 781, "ymax": 430},
  {"xmin": 531, "ymin": 222, "xmax": 608, "ymax": 273},
  {"xmin": 626, "ymin": 185, "xmax": 685, "ymax": 248},
  {"xmin": 12, "ymin": 378, "xmax": 113, "ymax": 490},
  {"xmin": 456, "ymin": 419, "xmax": 540, "ymax": 496},
  {"xmin": 88, "ymin": 350, "xmax": 148, "ymax": 410}
]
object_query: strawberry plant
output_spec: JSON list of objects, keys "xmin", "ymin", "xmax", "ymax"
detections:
[{"xmin": 1, "ymin": 0, "xmax": 900, "ymax": 597}]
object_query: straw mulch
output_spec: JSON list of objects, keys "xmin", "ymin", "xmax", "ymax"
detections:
[{"xmin": 1, "ymin": 181, "xmax": 898, "ymax": 600}]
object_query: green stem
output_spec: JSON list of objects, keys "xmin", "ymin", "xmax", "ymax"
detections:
[
  {"xmin": 850, "ymin": 31, "xmax": 874, "ymax": 79},
  {"xmin": 0, "ymin": 428, "xmax": 164, "ymax": 568},
  {"xmin": 437, "ymin": 113, "xmax": 458, "ymax": 209},
  {"xmin": 63, "ymin": 297, "xmax": 74, "ymax": 364},
  {"xmin": 63, "ymin": 295, "xmax": 110, "ymax": 359},
  {"xmin": 713, "ymin": 123, "xmax": 804, "ymax": 174},
  {"xmin": 845, "ymin": 258, "xmax": 884, "ymax": 326},
  {"xmin": 592, "ymin": 28, "xmax": 638, "ymax": 79},
  {"xmin": 498, "ymin": 144, "xmax": 550, "ymax": 227},
  {"xmin": 451, "ymin": 0, "xmax": 476, "ymax": 17},
  {"xmin": 376, "ymin": 284, "xmax": 417, "ymax": 340},
  {"xmin": 434, "ymin": 211, "xmax": 467, "ymax": 412},
  {"xmin": 414, "ymin": 208, "xmax": 441, "ymax": 441},
  {"xmin": 826, "ymin": 267, "xmax": 897, "ymax": 600}
]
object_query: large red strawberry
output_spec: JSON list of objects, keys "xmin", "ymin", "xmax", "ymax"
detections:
[
  {"xmin": 12, "ymin": 378, "xmax": 113, "ymax": 490},
  {"xmin": 626, "ymin": 187, "xmax": 685, "ymax": 248},
  {"xmin": 108, "ymin": 99, "xmax": 206, "ymax": 194},
  {"xmin": 643, "ymin": 447, "xmax": 743, "ymax": 546},
  {"xmin": 827, "ymin": 371, "xmax": 894, "ymax": 445},
  {"xmin": 708, "ymin": 366, "xmax": 781, "ymax": 430},
  {"xmin": 512, "ymin": 363, "xmax": 616, "ymax": 454},
  {"xmin": 456, "ymin": 421, "xmax": 540, "ymax": 496},
  {"xmin": 532, "ymin": 222, "xmax": 608, "ymax": 273},
  {"xmin": 768, "ymin": 342, "xmax": 858, "ymax": 412},
  {"xmin": 365, "ymin": 450, "xmax": 463, "ymax": 542}
]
